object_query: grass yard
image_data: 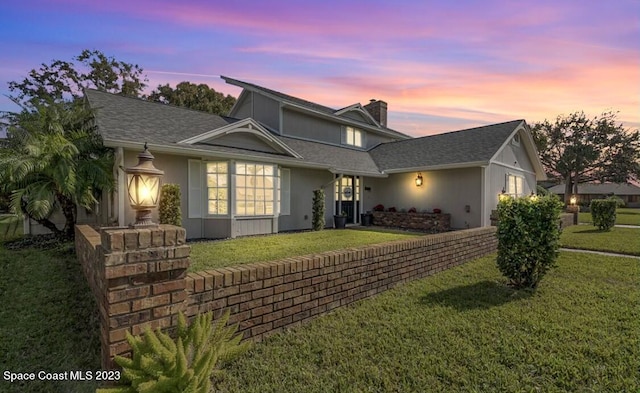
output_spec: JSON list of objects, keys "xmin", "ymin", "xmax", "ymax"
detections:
[
  {"xmin": 561, "ymin": 225, "xmax": 640, "ymax": 256},
  {"xmin": 0, "ymin": 244, "xmax": 100, "ymax": 393},
  {"xmin": 189, "ymin": 229, "xmax": 420, "ymax": 271},
  {"xmin": 217, "ymin": 252, "xmax": 639, "ymax": 393},
  {"xmin": 578, "ymin": 207, "xmax": 640, "ymax": 226}
]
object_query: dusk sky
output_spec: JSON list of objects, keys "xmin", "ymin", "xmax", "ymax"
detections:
[{"xmin": 1, "ymin": 0, "xmax": 638, "ymax": 137}]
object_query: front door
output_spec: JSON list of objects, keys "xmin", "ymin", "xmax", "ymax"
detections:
[{"xmin": 335, "ymin": 175, "xmax": 360, "ymax": 224}]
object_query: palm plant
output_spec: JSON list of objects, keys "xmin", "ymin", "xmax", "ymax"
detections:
[{"xmin": 0, "ymin": 101, "xmax": 113, "ymax": 237}]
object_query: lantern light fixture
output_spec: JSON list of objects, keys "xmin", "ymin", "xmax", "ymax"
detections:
[
  {"xmin": 530, "ymin": 191, "xmax": 538, "ymax": 201},
  {"xmin": 415, "ymin": 173, "xmax": 423, "ymax": 187},
  {"xmin": 569, "ymin": 195, "xmax": 577, "ymax": 206},
  {"xmin": 124, "ymin": 143, "xmax": 165, "ymax": 227},
  {"xmin": 498, "ymin": 188, "xmax": 509, "ymax": 201}
]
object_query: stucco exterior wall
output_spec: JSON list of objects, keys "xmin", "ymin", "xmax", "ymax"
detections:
[{"xmin": 366, "ymin": 168, "xmax": 482, "ymax": 229}]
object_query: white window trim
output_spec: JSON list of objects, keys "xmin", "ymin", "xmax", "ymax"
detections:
[
  {"xmin": 342, "ymin": 126, "xmax": 364, "ymax": 148},
  {"xmin": 506, "ymin": 173, "xmax": 524, "ymax": 197}
]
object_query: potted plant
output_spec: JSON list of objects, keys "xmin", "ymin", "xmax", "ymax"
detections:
[{"xmin": 334, "ymin": 211, "xmax": 347, "ymax": 229}]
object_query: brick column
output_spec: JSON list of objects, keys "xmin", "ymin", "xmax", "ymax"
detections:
[{"xmin": 98, "ymin": 225, "xmax": 190, "ymax": 369}]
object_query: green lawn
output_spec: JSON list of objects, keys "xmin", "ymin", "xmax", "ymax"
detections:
[
  {"xmin": 189, "ymin": 229, "xmax": 420, "ymax": 271},
  {"xmin": 578, "ymin": 207, "xmax": 640, "ymax": 226},
  {"xmin": 217, "ymin": 252, "xmax": 639, "ymax": 393},
  {"xmin": 0, "ymin": 244, "xmax": 100, "ymax": 393},
  {"xmin": 561, "ymin": 225, "xmax": 640, "ymax": 256}
]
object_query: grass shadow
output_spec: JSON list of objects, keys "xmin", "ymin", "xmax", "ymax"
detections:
[
  {"xmin": 420, "ymin": 280, "xmax": 534, "ymax": 311},
  {"xmin": 570, "ymin": 228, "xmax": 607, "ymax": 234}
]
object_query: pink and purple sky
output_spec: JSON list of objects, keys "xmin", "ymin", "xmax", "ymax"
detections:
[{"xmin": 1, "ymin": 0, "xmax": 638, "ymax": 137}]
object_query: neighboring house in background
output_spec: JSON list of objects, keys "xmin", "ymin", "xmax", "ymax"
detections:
[
  {"xmin": 548, "ymin": 183, "xmax": 640, "ymax": 208},
  {"xmin": 51, "ymin": 76, "xmax": 547, "ymax": 240}
]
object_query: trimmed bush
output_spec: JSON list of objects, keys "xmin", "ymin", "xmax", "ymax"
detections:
[
  {"xmin": 159, "ymin": 184, "xmax": 182, "ymax": 226},
  {"xmin": 312, "ymin": 189, "xmax": 325, "ymax": 231},
  {"xmin": 590, "ymin": 199, "xmax": 617, "ymax": 231},
  {"xmin": 606, "ymin": 195, "xmax": 625, "ymax": 208},
  {"xmin": 98, "ymin": 311, "xmax": 250, "ymax": 393},
  {"xmin": 496, "ymin": 194, "xmax": 563, "ymax": 289}
]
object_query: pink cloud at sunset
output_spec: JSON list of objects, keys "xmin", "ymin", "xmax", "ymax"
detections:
[{"xmin": 0, "ymin": 0, "xmax": 637, "ymax": 137}]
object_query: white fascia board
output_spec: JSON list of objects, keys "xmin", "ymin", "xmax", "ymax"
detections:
[
  {"xmin": 177, "ymin": 118, "xmax": 302, "ymax": 159},
  {"xmin": 329, "ymin": 168, "xmax": 388, "ymax": 178},
  {"xmin": 382, "ymin": 161, "xmax": 489, "ymax": 174},
  {"xmin": 488, "ymin": 120, "xmax": 547, "ymax": 181},
  {"xmin": 103, "ymin": 139, "xmax": 326, "ymax": 170},
  {"xmin": 334, "ymin": 104, "xmax": 380, "ymax": 127}
]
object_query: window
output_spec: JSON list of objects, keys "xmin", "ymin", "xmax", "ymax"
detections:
[
  {"xmin": 507, "ymin": 174, "xmax": 524, "ymax": 197},
  {"xmin": 235, "ymin": 162, "xmax": 277, "ymax": 216},
  {"xmin": 343, "ymin": 126, "xmax": 363, "ymax": 147},
  {"xmin": 206, "ymin": 162, "xmax": 228, "ymax": 215}
]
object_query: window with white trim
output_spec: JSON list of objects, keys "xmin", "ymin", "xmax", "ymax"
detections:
[
  {"xmin": 507, "ymin": 174, "xmax": 524, "ymax": 197},
  {"xmin": 343, "ymin": 126, "xmax": 363, "ymax": 147},
  {"xmin": 206, "ymin": 162, "xmax": 228, "ymax": 215},
  {"xmin": 235, "ymin": 162, "xmax": 277, "ymax": 216}
]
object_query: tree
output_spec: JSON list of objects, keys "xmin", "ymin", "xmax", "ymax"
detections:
[
  {"xmin": 7, "ymin": 49, "xmax": 147, "ymax": 107},
  {"xmin": 0, "ymin": 102, "xmax": 113, "ymax": 237},
  {"xmin": 148, "ymin": 81, "xmax": 236, "ymax": 115},
  {"xmin": 531, "ymin": 111, "xmax": 640, "ymax": 205}
]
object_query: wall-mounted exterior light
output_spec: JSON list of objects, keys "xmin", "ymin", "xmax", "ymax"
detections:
[
  {"xmin": 124, "ymin": 143, "xmax": 164, "ymax": 227},
  {"xmin": 498, "ymin": 188, "xmax": 509, "ymax": 201},
  {"xmin": 415, "ymin": 173, "xmax": 423, "ymax": 187},
  {"xmin": 530, "ymin": 191, "xmax": 538, "ymax": 201}
]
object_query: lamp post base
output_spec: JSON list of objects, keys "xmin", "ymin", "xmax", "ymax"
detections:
[{"xmin": 130, "ymin": 209, "xmax": 158, "ymax": 228}]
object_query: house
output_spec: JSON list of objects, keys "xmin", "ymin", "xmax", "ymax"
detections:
[
  {"xmin": 548, "ymin": 183, "xmax": 640, "ymax": 207},
  {"xmin": 81, "ymin": 76, "xmax": 546, "ymax": 239}
]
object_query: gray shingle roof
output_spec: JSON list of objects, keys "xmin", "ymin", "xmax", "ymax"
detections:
[
  {"xmin": 369, "ymin": 120, "xmax": 524, "ymax": 171},
  {"xmin": 548, "ymin": 183, "xmax": 640, "ymax": 195},
  {"xmin": 85, "ymin": 89, "xmax": 234, "ymax": 145},
  {"xmin": 222, "ymin": 76, "xmax": 410, "ymax": 140}
]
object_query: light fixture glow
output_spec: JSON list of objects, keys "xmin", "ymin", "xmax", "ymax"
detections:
[
  {"xmin": 124, "ymin": 143, "xmax": 164, "ymax": 227},
  {"xmin": 415, "ymin": 173, "xmax": 423, "ymax": 187}
]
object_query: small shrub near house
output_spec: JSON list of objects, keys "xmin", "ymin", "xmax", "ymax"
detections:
[
  {"xmin": 159, "ymin": 184, "xmax": 182, "ymax": 226},
  {"xmin": 496, "ymin": 194, "xmax": 563, "ymax": 289},
  {"xmin": 590, "ymin": 199, "xmax": 617, "ymax": 231},
  {"xmin": 606, "ymin": 195, "xmax": 625, "ymax": 208},
  {"xmin": 98, "ymin": 311, "xmax": 250, "ymax": 393},
  {"xmin": 312, "ymin": 189, "xmax": 325, "ymax": 231}
]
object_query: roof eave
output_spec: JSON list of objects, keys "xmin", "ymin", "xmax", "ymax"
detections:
[{"xmin": 382, "ymin": 161, "xmax": 489, "ymax": 174}]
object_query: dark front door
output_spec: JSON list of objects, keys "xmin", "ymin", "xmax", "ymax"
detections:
[{"xmin": 335, "ymin": 175, "xmax": 360, "ymax": 224}]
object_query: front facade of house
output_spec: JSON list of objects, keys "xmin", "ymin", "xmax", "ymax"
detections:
[{"xmin": 83, "ymin": 77, "xmax": 546, "ymax": 239}]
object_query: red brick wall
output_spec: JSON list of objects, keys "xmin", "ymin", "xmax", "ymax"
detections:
[
  {"xmin": 185, "ymin": 227, "xmax": 497, "ymax": 342},
  {"xmin": 76, "ymin": 225, "xmax": 497, "ymax": 369}
]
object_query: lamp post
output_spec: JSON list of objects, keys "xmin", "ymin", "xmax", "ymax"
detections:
[
  {"xmin": 567, "ymin": 194, "xmax": 579, "ymax": 225},
  {"xmin": 124, "ymin": 144, "xmax": 164, "ymax": 227}
]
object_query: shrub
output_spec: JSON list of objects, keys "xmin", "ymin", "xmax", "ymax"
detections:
[
  {"xmin": 408, "ymin": 207, "xmax": 417, "ymax": 213},
  {"xmin": 387, "ymin": 207, "xmax": 397, "ymax": 212},
  {"xmin": 433, "ymin": 208, "xmax": 442, "ymax": 214},
  {"xmin": 496, "ymin": 194, "xmax": 563, "ymax": 289},
  {"xmin": 372, "ymin": 204, "xmax": 384, "ymax": 212},
  {"xmin": 590, "ymin": 199, "xmax": 617, "ymax": 231},
  {"xmin": 606, "ymin": 195, "xmax": 625, "ymax": 208},
  {"xmin": 98, "ymin": 311, "xmax": 250, "ymax": 393},
  {"xmin": 159, "ymin": 184, "xmax": 182, "ymax": 226},
  {"xmin": 312, "ymin": 189, "xmax": 325, "ymax": 231},
  {"xmin": 536, "ymin": 185, "xmax": 551, "ymax": 196}
]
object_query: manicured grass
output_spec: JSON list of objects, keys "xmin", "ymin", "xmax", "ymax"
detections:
[
  {"xmin": 217, "ymin": 252, "xmax": 639, "ymax": 393},
  {"xmin": 578, "ymin": 207, "xmax": 640, "ymax": 226},
  {"xmin": 0, "ymin": 244, "xmax": 100, "ymax": 393},
  {"xmin": 189, "ymin": 229, "xmax": 420, "ymax": 271},
  {"xmin": 561, "ymin": 225, "xmax": 640, "ymax": 256},
  {"xmin": 0, "ymin": 214, "xmax": 22, "ymax": 241}
]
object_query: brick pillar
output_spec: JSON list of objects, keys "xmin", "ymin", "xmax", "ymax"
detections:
[{"xmin": 98, "ymin": 225, "xmax": 190, "ymax": 369}]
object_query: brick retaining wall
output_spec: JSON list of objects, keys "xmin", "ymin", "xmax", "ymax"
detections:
[
  {"xmin": 76, "ymin": 225, "xmax": 497, "ymax": 369},
  {"xmin": 371, "ymin": 211, "xmax": 451, "ymax": 232}
]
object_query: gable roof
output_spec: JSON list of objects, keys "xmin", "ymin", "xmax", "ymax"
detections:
[
  {"xmin": 85, "ymin": 89, "xmax": 235, "ymax": 145},
  {"xmin": 370, "ymin": 120, "xmax": 525, "ymax": 172},
  {"xmin": 548, "ymin": 183, "xmax": 640, "ymax": 195},
  {"xmin": 222, "ymin": 76, "xmax": 410, "ymax": 140}
]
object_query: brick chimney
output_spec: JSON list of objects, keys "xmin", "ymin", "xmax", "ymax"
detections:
[{"xmin": 364, "ymin": 99, "xmax": 388, "ymax": 127}]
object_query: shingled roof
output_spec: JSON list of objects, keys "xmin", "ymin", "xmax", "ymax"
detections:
[
  {"xmin": 222, "ymin": 76, "xmax": 410, "ymax": 140},
  {"xmin": 369, "ymin": 120, "xmax": 524, "ymax": 172},
  {"xmin": 85, "ymin": 89, "xmax": 235, "ymax": 145}
]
